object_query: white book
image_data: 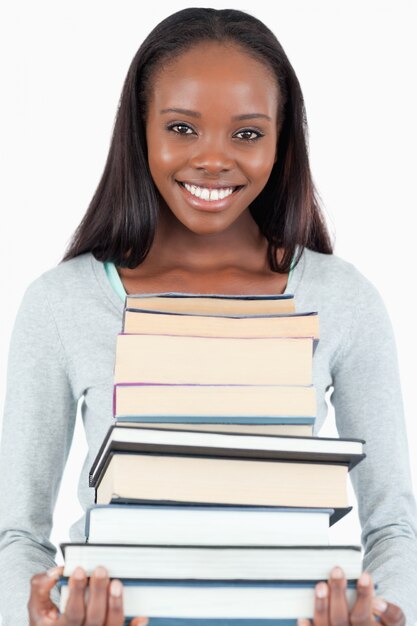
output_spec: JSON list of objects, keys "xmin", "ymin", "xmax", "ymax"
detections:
[
  {"xmin": 85, "ymin": 504, "xmax": 341, "ymax": 546},
  {"xmin": 61, "ymin": 543, "xmax": 362, "ymax": 581}
]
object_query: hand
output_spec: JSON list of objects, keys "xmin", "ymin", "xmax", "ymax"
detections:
[
  {"xmin": 28, "ymin": 565, "xmax": 149, "ymax": 626},
  {"xmin": 297, "ymin": 566, "xmax": 406, "ymax": 626}
]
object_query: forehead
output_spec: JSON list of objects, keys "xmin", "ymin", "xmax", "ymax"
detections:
[{"xmin": 149, "ymin": 43, "xmax": 279, "ymax": 114}]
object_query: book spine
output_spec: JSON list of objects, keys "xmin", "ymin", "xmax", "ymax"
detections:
[{"xmin": 113, "ymin": 416, "xmax": 316, "ymax": 425}]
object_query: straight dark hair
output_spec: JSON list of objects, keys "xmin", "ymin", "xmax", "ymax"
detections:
[{"xmin": 62, "ymin": 7, "xmax": 333, "ymax": 272}]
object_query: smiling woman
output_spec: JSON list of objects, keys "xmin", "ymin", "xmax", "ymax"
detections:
[
  {"xmin": 58, "ymin": 9, "xmax": 332, "ymax": 280},
  {"xmin": 0, "ymin": 6, "xmax": 416, "ymax": 626},
  {"xmin": 143, "ymin": 42, "xmax": 280, "ymax": 265}
]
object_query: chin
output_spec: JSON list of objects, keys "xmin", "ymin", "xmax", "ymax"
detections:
[{"xmin": 185, "ymin": 220, "xmax": 233, "ymax": 236}]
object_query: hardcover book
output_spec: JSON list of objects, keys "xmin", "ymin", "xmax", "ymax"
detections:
[
  {"xmin": 84, "ymin": 504, "xmax": 350, "ymax": 545},
  {"xmin": 60, "ymin": 543, "xmax": 362, "ymax": 580},
  {"xmin": 124, "ymin": 292, "xmax": 296, "ymax": 315},
  {"xmin": 58, "ymin": 579, "xmax": 358, "ymax": 620},
  {"xmin": 122, "ymin": 308, "xmax": 319, "ymax": 343},
  {"xmin": 114, "ymin": 334, "xmax": 314, "ymax": 386}
]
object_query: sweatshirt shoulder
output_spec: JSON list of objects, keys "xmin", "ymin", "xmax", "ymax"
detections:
[
  {"xmin": 25, "ymin": 253, "xmax": 96, "ymax": 299},
  {"xmin": 39, "ymin": 252, "xmax": 94, "ymax": 287},
  {"xmin": 17, "ymin": 253, "xmax": 102, "ymax": 320},
  {"xmin": 302, "ymin": 248, "xmax": 383, "ymax": 304}
]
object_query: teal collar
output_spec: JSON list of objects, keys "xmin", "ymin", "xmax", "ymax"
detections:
[{"xmin": 104, "ymin": 254, "xmax": 297, "ymax": 303}]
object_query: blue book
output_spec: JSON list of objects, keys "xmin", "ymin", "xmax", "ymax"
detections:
[
  {"xmin": 123, "ymin": 617, "xmax": 377, "ymax": 626},
  {"xmin": 123, "ymin": 618, "xmax": 380, "ymax": 626},
  {"xmin": 57, "ymin": 578, "xmax": 359, "ymax": 621}
]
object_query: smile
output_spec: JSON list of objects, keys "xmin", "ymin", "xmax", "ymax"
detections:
[
  {"xmin": 176, "ymin": 180, "xmax": 245, "ymax": 212},
  {"xmin": 177, "ymin": 181, "xmax": 243, "ymax": 202}
]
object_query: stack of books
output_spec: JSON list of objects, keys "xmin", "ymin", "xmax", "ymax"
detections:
[{"xmin": 58, "ymin": 292, "xmax": 366, "ymax": 623}]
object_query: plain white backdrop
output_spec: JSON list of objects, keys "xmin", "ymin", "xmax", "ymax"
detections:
[{"xmin": 0, "ymin": 0, "xmax": 416, "ymax": 593}]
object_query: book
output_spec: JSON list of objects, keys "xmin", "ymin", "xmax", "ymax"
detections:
[
  {"xmin": 113, "ymin": 383, "xmax": 317, "ymax": 424},
  {"xmin": 58, "ymin": 579, "xmax": 358, "ymax": 620},
  {"xmin": 90, "ymin": 428, "xmax": 364, "ymax": 508},
  {"xmin": 85, "ymin": 504, "xmax": 351, "ymax": 545},
  {"xmin": 93, "ymin": 455, "xmax": 357, "ymax": 509},
  {"xmin": 124, "ymin": 292, "xmax": 296, "ymax": 315},
  {"xmin": 89, "ymin": 426, "xmax": 365, "ymax": 487},
  {"xmin": 117, "ymin": 620, "xmax": 351, "ymax": 626},
  {"xmin": 115, "ymin": 422, "xmax": 314, "ymax": 436},
  {"xmin": 122, "ymin": 309, "xmax": 319, "ymax": 342},
  {"xmin": 94, "ymin": 453, "xmax": 352, "ymax": 508},
  {"xmin": 60, "ymin": 543, "xmax": 362, "ymax": 580},
  {"xmin": 114, "ymin": 335, "xmax": 314, "ymax": 386}
]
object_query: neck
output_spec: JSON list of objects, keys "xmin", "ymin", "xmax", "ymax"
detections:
[{"xmin": 142, "ymin": 205, "xmax": 271, "ymax": 274}]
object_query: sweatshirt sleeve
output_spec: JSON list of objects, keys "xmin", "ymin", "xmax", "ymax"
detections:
[
  {"xmin": 0, "ymin": 276, "xmax": 78, "ymax": 626},
  {"xmin": 329, "ymin": 272, "xmax": 417, "ymax": 626}
]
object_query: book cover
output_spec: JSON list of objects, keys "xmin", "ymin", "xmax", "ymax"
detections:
[{"xmin": 89, "ymin": 426, "xmax": 365, "ymax": 487}]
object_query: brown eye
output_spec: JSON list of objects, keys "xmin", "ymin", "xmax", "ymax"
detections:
[
  {"xmin": 235, "ymin": 129, "xmax": 264, "ymax": 142},
  {"xmin": 166, "ymin": 123, "xmax": 194, "ymax": 135}
]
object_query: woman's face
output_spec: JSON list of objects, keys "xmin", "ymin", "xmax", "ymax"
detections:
[{"xmin": 145, "ymin": 42, "xmax": 281, "ymax": 236}]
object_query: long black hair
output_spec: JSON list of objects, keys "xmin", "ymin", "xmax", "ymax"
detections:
[{"xmin": 62, "ymin": 7, "xmax": 333, "ymax": 272}]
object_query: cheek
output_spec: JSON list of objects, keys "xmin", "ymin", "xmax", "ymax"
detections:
[
  {"xmin": 242, "ymin": 138, "xmax": 277, "ymax": 179},
  {"xmin": 148, "ymin": 141, "xmax": 184, "ymax": 177},
  {"xmin": 245, "ymin": 152, "xmax": 276, "ymax": 182}
]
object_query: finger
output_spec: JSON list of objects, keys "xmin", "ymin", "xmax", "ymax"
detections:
[
  {"xmin": 35, "ymin": 608, "xmax": 61, "ymax": 624},
  {"xmin": 373, "ymin": 599, "xmax": 406, "ymax": 626},
  {"xmin": 85, "ymin": 566, "xmax": 109, "ymax": 625},
  {"xmin": 28, "ymin": 568, "xmax": 63, "ymax": 617},
  {"xmin": 349, "ymin": 571, "xmax": 375, "ymax": 626},
  {"xmin": 328, "ymin": 566, "xmax": 350, "ymax": 626},
  {"xmin": 313, "ymin": 581, "xmax": 330, "ymax": 626},
  {"xmin": 64, "ymin": 566, "xmax": 87, "ymax": 625},
  {"xmin": 106, "ymin": 579, "xmax": 125, "ymax": 626},
  {"xmin": 129, "ymin": 619, "xmax": 149, "ymax": 626}
]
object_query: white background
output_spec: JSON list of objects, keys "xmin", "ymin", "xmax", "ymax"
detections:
[{"xmin": 0, "ymin": 0, "xmax": 416, "ymax": 591}]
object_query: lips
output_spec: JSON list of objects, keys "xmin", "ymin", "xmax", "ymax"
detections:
[
  {"xmin": 175, "ymin": 178, "xmax": 245, "ymax": 212},
  {"xmin": 176, "ymin": 181, "xmax": 244, "ymax": 191}
]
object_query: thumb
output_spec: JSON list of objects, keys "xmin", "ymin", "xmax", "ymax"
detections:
[
  {"xmin": 372, "ymin": 598, "xmax": 405, "ymax": 626},
  {"xmin": 28, "ymin": 567, "xmax": 63, "ymax": 615}
]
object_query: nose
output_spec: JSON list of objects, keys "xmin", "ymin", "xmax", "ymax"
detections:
[{"xmin": 188, "ymin": 135, "xmax": 235, "ymax": 174}]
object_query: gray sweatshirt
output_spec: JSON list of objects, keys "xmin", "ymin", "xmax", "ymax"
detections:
[{"xmin": 0, "ymin": 248, "xmax": 416, "ymax": 625}]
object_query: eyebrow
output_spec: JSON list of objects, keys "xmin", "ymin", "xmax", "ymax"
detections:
[{"xmin": 160, "ymin": 107, "xmax": 272, "ymax": 122}]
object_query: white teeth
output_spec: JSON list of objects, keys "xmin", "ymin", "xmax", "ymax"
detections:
[{"xmin": 182, "ymin": 182, "xmax": 236, "ymax": 201}]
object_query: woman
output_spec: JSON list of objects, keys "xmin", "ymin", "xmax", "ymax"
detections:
[{"xmin": 0, "ymin": 7, "xmax": 415, "ymax": 626}]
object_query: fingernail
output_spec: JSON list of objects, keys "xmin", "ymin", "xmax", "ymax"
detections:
[
  {"xmin": 316, "ymin": 582, "xmax": 328, "ymax": 598},
  {"xmin": 358, "ymin": 572, "xmax": 371, "ymax": 587},
  {"xmin": 46, "ymin": 566, "xmax": 62, "ymax": 579},
  {"xmin": 47, "ymin": 608, "xmax": 58, "ymax": 620},
  {"xmin": 72, "ymin": 567, "xmax": 85, "ymax": 580},
  {"xmin": 94, "ymin": 566, "xmax": 108, "ymax": 579},
  {"xmin": 110, "ymin": 579, "xmax": 123, "ymax": 597},
  {"xmin": 373, "ymin": 597, "xmax": 388, "ymax": 613},
  {"xmin": 331, "ymin": 566, "xmax": 344, "ymax": 579}
]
